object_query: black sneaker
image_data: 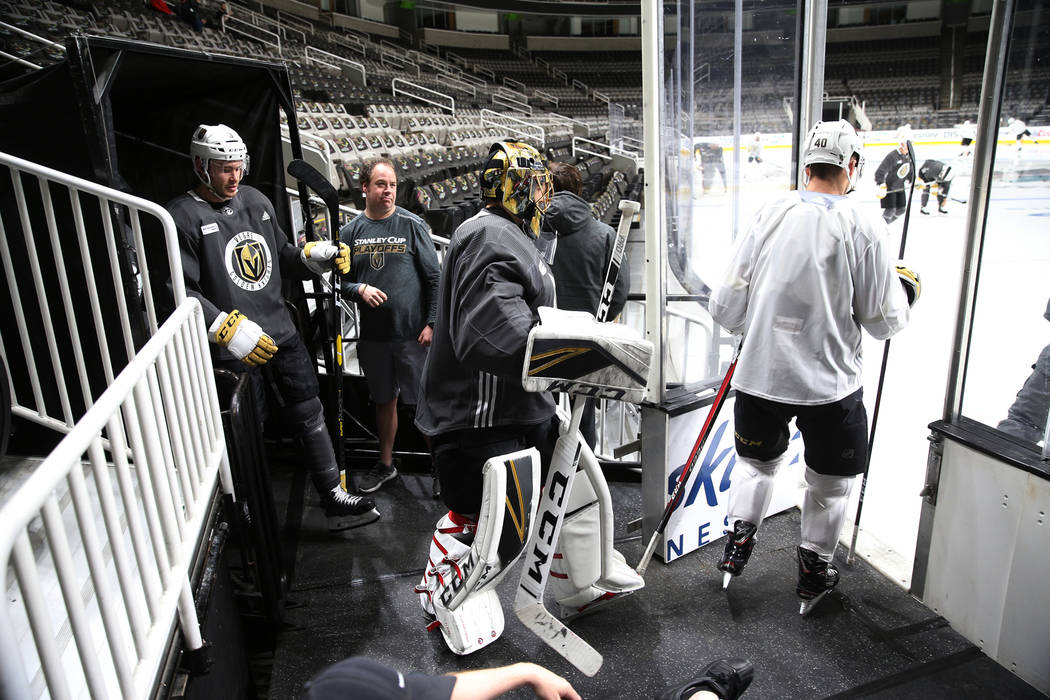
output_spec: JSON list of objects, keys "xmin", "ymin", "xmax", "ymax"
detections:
[
  {"xmin": 358, "ymin": 461, "xmax": 398, "ymax": 493},
  {"xmin": 321, "ymin": 487, "xmax": 380, "ymax": 532},
  {"xmin": 796, "ymin": 545, "xmax": 839, "ymax": 600},
  {"xmin": 717, "ymin": 520, "xmax": 758, "ymax": 577},
  {"xmin": 655, "ymin": 657, "xmax": 755, "ymax": 700}
]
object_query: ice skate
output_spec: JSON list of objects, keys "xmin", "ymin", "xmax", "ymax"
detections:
[
  {"xmin": 938, "ymin": 205, "xmax": 948, "ymax": 214},
  {"xmin": 321, "ymin": 486, "xmax": 380, "ymax": 532},
  {"xmin": 656, "ymin": 657, "xmax": 755, "ymax": 700},
  {"xmin": 797, "ymin": 545, "xmax": 839, "ymax": 616},
  {"xmin": 920, "ymin": 206, "xmax": 930, "ymax": 215},
  {"xmin": 717, "ymin": 520, "xmax": 757, "ymax": 589}
]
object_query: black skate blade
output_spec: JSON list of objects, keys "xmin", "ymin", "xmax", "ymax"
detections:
[
  {"xmin": 798, "ymin": 589, "xmax": 831, "ymax": 616},
  {"xmin": 328, "ymin": 507, "xmax": 381, "ymax": 532}
]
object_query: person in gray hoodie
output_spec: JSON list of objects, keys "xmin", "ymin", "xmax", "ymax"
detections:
[{"xmin": 542, "ymin": 161, "xmax": 630, "ymax": 449}]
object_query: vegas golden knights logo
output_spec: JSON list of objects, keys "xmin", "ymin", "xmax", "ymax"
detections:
[
  {"xmin": 370, "ymin": 251, "xmax": 384, "ymax": 270},
  {"xmin": 224, "ymin": 231, "xmax": 273, "ymax": 291}
]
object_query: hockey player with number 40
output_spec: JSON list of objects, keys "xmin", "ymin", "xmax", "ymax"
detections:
[{"xmin": 708, "ymin": 120, "xmax": 919, "ymax": 615}]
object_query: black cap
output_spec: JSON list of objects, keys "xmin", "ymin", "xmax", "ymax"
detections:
[{"xmin": 303, "ymin": 657, "xmax": 457, "ymax": 700}]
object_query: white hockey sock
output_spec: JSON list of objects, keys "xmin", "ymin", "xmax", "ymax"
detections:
[
  {"xmin": 800, "ymin": 468, "xmax": 855, "ymax": 561},
  {"xmin": 726, "ymin": 453, "xmax": 784, "ymax": 531}
]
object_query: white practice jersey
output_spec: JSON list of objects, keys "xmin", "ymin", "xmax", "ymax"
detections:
[
  {"xmin": 709, "ymin": 190, "xmax": 911, "ymax": 405},
  {"xmin": 1011, "ymin": 119, "xmax": 1028, "ymax": 138},
  {"xmin": 958, "ymin": 122, "xmax": 976, "ymax": 140}
]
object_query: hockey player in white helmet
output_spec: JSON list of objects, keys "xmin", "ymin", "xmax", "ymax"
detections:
[
  {"xmin": 413, "ymin": 141, "xmax": 643, "ymax": 656},
  {"xmin": 168, "ymin": 124, "xmax": 380, "ymax": 532},
  {"xmin": 709, "ymin": 120, "xmax": 919, "ymax": 614}
]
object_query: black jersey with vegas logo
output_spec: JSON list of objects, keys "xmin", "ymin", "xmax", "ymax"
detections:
[
  {"xmin": 167, "ymin": 185, "xmax": 311, "ymax": 352},
  {"xmin": 874, "ymin": 148, "xmax": 914, "ymax": 193}
]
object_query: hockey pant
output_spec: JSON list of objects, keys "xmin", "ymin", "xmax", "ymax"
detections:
[
  {"xmin": 728, "ymin": 454, "xmax": 853, "ymax": 563},
  {"xmin": 548, "ymin": 442, "xmax": 645, "ymax": 614},
  {"xmin": 286, "ymin": 397, "xmax": 341, "ymax": 495}
]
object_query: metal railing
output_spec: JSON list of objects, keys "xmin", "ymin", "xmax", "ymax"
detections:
[
  {"xmin": 392, "ymin": 78, "xmax": 455, "ymax": 114},
  {"xmin": 492, "ymin": 93, "xmax": 532, "ymax": 116},
  {"xmin": 0, "ymin": 298, "xmax": 232, "ymax": 700},
  {"xmin": 572, "ymin": 136, "xmax": 613, "ymax": 161},
  {"xmin": 480, "ymin": 109, "xmax": 544, "ymax": 145},
  {"xmin": 0, "ymin": 151, "xmax": 185, "ymax": 435},
  {"xmin": 305, "ymin": 45, "xmax": 366, "ymax": 86},
  {"xmin": 223, "ymin": 16, "xmax": 281, "ymax": 55}
]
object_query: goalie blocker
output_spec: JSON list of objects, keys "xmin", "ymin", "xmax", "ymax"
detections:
[
  {"xmin": 524, "ymin": 307, "xmax": 652, "ymax": 404},
  {"xmin": 416, "ymin": 448, "xmax": 540, "ymax": 655}
]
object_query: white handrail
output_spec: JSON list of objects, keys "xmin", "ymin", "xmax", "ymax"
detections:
[
  {"xmin": 305, "ymin": 45, "xmax": 367, "ymax": 86},
  {"xmin": 480, "ymin": 108, "xmax": 544, "ymax": 144},
  {"xmin": 392, "ymin": 78, "xmax": 455, "ymax": 114},
  {"xmin": 492, "ymin": 93, "xmax": 532, "ymax": 116},
  {"xmin": 0, "ymin": 298, "xmax": 232, "ymax": 700},
  {"xmin": 0, "ymin": 150, "xmax": 185, "ymax": 434}
]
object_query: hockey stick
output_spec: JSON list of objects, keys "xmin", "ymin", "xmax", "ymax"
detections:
[
  {"xmin": 635, "ymin": 341, "xmax": 740, "ymax": 576},
  {"xmin": 846, "ymin": 140, "xmax": 915, "ymax": 566},
  {"xmin": 287, "ymin": 159, "xmax": 345, "ymax": 475},
  {"xmin": 514, "ymin": 198, "xmax": 639, "ymax": 677}
]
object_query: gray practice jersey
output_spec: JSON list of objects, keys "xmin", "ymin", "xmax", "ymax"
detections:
[
  {"xmin": 415, "ymin": 208, "xmax": 557, "ymax": 436},
  {"xmin": 339, "ymin": 206, "xmax": 440, "ymax": 341},
  {"xmin": 167, "ymin": 185, "xmax": 312, "ymax": 355}
]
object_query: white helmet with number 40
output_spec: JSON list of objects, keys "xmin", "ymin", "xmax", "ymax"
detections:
[
  {"xmin": 190, "ymin": 123, "xmax": 250, "ymax": 188},
  {"xmin": 802, "ymin": 119, "xmax": 865, "ymax": 194}
]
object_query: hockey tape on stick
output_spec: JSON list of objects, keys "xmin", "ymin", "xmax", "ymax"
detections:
[
  {"xmin": 596, "ymin": 199, "xmax": 640, "ymax": 322},
  {"xmin": 287, "ymin": 159, "xmax": 345, "ymax": 469},
  {"xmin": 636, "ymin": 343, "xmax": 740, "ymax": 576}
]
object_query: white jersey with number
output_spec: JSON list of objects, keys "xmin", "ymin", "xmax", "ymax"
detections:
[{"xmin": 709, "ymin": 190, "xmax": 911, "ymax": 405}]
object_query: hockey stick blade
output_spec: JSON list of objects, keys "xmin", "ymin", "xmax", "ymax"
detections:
[
  {"xmin": 514, "ymin": 597, "xmax": 603, "ymax": 677},
  {"xmin": 287, "ymin": 159, "xmax": 339, "ymax": 212}
]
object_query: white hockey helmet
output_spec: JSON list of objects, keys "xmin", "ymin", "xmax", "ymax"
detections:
[
  {"xmin": 190, "ymin": 124, "xmax": 250, "ymax": 187},
  {"xmin": 802, "ymin": 119, "xmax": 865, "ymax": 193}
]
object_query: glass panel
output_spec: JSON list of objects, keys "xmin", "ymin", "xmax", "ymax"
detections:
[
  {"xmin": 662, "ymin": 0, "xmax": 799, "ymax": 389},
  {"xmin": 961, "ymin": 0, "xmax": 1050, "ymax": 448}
]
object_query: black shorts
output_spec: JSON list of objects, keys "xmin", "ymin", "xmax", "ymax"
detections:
[
  {"xmin": 431, "ymin": 417, "xmax": 558, "ymax": 514},
  {"xmin": 733, "ymin": 389, "xmax": 868, "ymax": 476},
  {"xmin": 880, "ymin": 189, "xmax": 907, "ymax": 210}
]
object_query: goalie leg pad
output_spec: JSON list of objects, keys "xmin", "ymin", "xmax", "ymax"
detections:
[
  {"xmin": 415, "ymin": 448, "xmax": 540, "ymax": 655},
  {"xmin": 550, "ymin": 462, "xmax": 643, "ymax": 614}
]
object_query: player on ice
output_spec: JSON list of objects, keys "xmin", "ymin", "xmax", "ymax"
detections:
[
  {"xmin": 874, "ymin": 128, "xmax": 914, "ymax": 225},
  {"xmin": 957, "ymin": 119, "xmax": 976, "ymax": 158},
  {"xmin": 917, "ymin": 159, "xmax": 954, "ymax": 215},
  {"xmin": 708, "ymin": 120, "xmax": 919, "ymax": 614},
  {"xmin": 1007, "ymin": 116, "xmax": 1036, "ymax": 156}
]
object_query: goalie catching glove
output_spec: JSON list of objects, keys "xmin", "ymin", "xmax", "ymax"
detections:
[
  {"xmin": 301, "ymin": 241, "xmax": 351, "ymax": 275},
  {"xmin": 210, "ymin": 310, "xmax": 278, "ymax": 366},
  {"xmin": 896, "ymin": 264, "xmax": 921, "ymax": 307}
]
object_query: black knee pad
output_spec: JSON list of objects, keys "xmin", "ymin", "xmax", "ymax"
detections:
[{"xmin": 285, "ymin": 396, "xmax": 325, "ymax": 433}]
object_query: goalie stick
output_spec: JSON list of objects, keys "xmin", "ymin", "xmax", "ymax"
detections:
[
  {"xmin": 845, "ymin": 139, "xmax": 916, "ymax": 567},
  {"xmin": 636, "ymin": 341, "xmax": 740, "ymax": 576},
  {"xmin": 514, "ymin": 198, "xmax": 640, "ymax": 677},
  {"xmin": 287, "ymin": 159, "xmax": 346, "ymax": 474}
]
